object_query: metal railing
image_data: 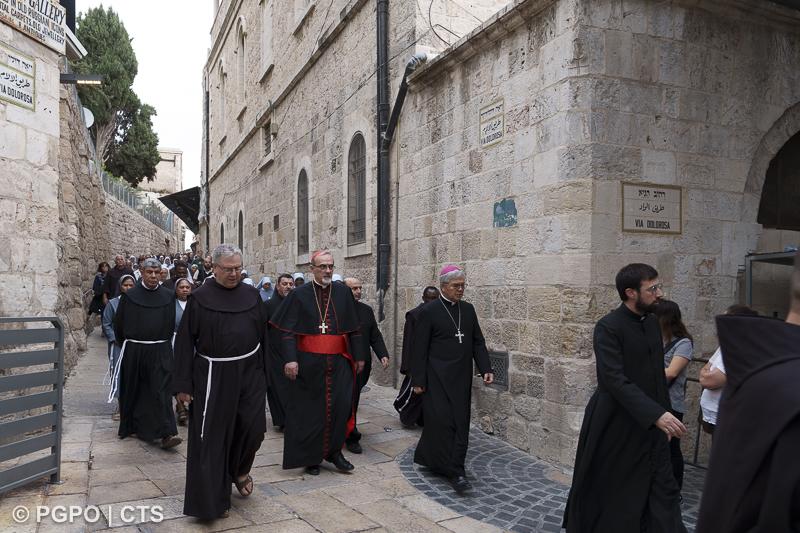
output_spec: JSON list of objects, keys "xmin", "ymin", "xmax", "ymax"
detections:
[
  {"xmin": 0, "ymin": 317, "xmax": 64, "ymax": 495},
  {"xmin": 101, "ymin": 172, "xmax": 174, "ymax": 233}
]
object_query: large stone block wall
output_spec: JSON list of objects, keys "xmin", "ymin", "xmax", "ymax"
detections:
[{"xmin": 395, "ymin": 0, "xmax": 800, "ymax": 466}]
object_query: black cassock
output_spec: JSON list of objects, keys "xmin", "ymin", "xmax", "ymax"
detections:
[
  {"xmin": 264, "ymin": 291, "xmax": 289, "ymax": 427},
  {"xmin": 347, "ymin": 301, "xmax": 389, "ymax": 445},
  {"xmin": 400, "ymin": 302, "xmax": 425, "ymax": 375},
  {"xmin": 113, "ymin": 281, "xmax": 177, "ymax": 442},
  {"xmin": 410, "ymin": 297, "xmax": 492, "ymax": 478},
  {"xmin": 696, "ymin": 315, "xmax": 800, "ymax": 533},
  {"xmin": 564, "ymin": 304, "xmax": 686, "ymax": 533},
  {"xmin": 173, "ymin": 279, "xmax": 267, "ymax": 520},
  {"xmin": 269, "ymin": 280, "xmax": 365, "ymax": 469}
]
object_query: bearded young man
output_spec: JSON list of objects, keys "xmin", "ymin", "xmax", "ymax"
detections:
[
  {"xmin": 270, "ymin": 250, "xmax": 365, "ymax": 475},
  {"xmin": 564, "ymin": 263, "xmax": 687, "ymax": 533}
]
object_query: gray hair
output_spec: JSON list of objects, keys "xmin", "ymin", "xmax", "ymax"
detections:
[
  {"xmin": 213, "ymin": 243, "xmax": 242, "ymax": 264},
  {"xmin": 141, "ymin": 258, "xmax": 161, "ymax": 270},
  {"xmin": 440, "ymin": 269, "xmax": 465, "ymax": 285}
]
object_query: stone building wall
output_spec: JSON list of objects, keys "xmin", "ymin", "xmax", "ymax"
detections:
[{"xmin": 395, "ymin": 0, "xmax": 800, "ymax": 466}]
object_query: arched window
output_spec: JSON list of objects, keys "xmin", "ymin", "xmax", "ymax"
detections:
[
  {"xmin": 237, "ymin": 26, "xmax": 246, "ymax": 98},
  {"xmin": 218, "ymin": 64, "xmax": 225, "ymax": 127},
  {"xmin": 347, "ymin": 133, "xmax": 366, "ymax": 244},
  {"xmin": 220, "ymin": 222, "xmax": 225, "ymax": 244},
  {"xmin": 297, "ymin": 170, "xmax": 309, "ymax": 255},
  {"xmin": 238, "ymin": 210, "xmax": 244, "ymax": 250}
]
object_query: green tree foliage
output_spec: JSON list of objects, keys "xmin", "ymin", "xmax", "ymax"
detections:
[
  {"xmin": 72, "ymin": 7, "xmax": 159, "ymax": 186},
  {"xmin": 106, "ymin": 103, "xmax": 160, "ymax": 187}
]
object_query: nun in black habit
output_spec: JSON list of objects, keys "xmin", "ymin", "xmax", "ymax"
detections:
[
  {"xmin": 112, "ymin": 258, "xmax": 180, "ymax": 449},
  {"xmin": 696, "ymin": 314, "xmax": 800, "ymax": 533},
  {"xmin": 410, "ymin": 265, "xmax": 493, "ymax": 493},
  {"xmin": 269, "ymin": 250, "xmax": 365, "ymax": 474},
  {"xmin": 173, "ymin": 247, "xmax": 268, "ymax": 520}
]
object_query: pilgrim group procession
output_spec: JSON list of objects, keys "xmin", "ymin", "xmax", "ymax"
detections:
[{"xmin": 87, "ymin": 243, "xmax": 800, "ymax": 532}]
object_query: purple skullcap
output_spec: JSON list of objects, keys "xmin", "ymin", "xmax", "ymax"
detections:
[{"xmin": 440, "ymin": 264, "xmax": 462, "ymax": 277}]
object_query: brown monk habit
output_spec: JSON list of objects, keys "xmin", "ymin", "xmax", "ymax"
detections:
[
  {"xmin": 269, "ymin": 280, "xmax": 365, "ymax": 469},
  {"xmin": 173, "ymin": 279, "xmax": 268, "ymax": 520}
]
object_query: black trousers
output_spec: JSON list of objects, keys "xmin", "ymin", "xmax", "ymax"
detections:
[{"xmin": 670, "ymin": 410, "xmax": 685, "ymax": 490}]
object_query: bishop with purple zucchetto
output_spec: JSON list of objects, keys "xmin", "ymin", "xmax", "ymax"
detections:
[{"xmin": 410, "ymin": 265, "xmax": 494, "ymax": 494}]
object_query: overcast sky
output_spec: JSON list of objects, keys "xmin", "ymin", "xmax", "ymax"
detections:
[{"xmin": 80, "ymin": 0, "xmax": 214, "ymax": 244}]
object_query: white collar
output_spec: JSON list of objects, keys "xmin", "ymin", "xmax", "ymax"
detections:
[{"xmin": 440, "ymin": 294, "xmax": 456, "ymax": 305}]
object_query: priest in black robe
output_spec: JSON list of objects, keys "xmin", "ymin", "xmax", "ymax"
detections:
[
  {"xmin": 270, "ymin": 250, "xmax": 366, "ymax": 475},
  {"xmin": 564, "ymin": 263, "xmax": 687, "ymax": 533},
  {"xmin": 173, "ymin": 244, "xmax": 268, "ymax": 520},
  {"xmin": 112, "ymin": 258, "xmax": 181, "ymax": 449},
  {"xmin": 344, "ymin": 277, "xmax": 390, "ymax": 454},
  {"xmin": 400, "ymin": 286, "xmax": 440, "ymax": 375},
  {"xmin": 411, "ymin": 265, "xmax": 493, "ymax": 493},
  {"xmin": 696, "ymin": 259, "xmax": 800, "ymax": 533},
  {"xmin": 264, "ymin": 273, "xmax": 295, "ymax": 428}
]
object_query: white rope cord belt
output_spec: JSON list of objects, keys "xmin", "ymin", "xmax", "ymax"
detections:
[
  {"xmin": 107, "ymin": 337, "xmax": 172, "ymax": 403},
  {"xmin": 197, "ymin": 343, "xmax": 260, "ymax": 440}
]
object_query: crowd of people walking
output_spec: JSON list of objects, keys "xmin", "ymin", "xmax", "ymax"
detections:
[{"xmin": 86, "ymin": 246, "xmax": 800, "ymax": 531}]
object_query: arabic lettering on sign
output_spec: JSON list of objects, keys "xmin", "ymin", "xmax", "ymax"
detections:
[
  {"xmin": 0, "ymin": 43, "xmax": 35, "ymax": 110},
  {"xmin": 479, "ymin": 99, "xmax": 504, "ymax": 148},
  {"xmin": 622, "ymin": 182, "xmax": 682, "ymax": 235}
]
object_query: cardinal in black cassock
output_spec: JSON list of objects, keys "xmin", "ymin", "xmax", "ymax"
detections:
[
  {"xmin": 269, "ymin": 250, "xmax": 365, "ymax": 474},
  {"xmin": 173, "ymin": 270, "xmax": 268, "ymax": 520},
  {"xmin": 564, "ymin": 265, "xmax": 686, "ymax": 533},
  {"xmin": 344, "ymin": 277, "xmax": 390, "ymax": 453},
  {"xmin": 264, "ymin": 275, "xmax": 293, "ymax": 428},
  {"xmin": 113, "ymin": 265, "xmax": 179, "ymax": 448},
  {"xmin": 696, "ymin": 314, "xmax": 800, "ymax": 533},
  {"xmin": 410, "ymin": 266, "xmax": 493, "ymax": 493}
]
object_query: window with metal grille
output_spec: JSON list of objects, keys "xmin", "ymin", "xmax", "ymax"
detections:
[
  {"xmin": 258, "ymin": 222, "xmax": 263, "ymax": 236},
  {"xmin": 238, "ymin": 211, "xmax": 244, "ymax": 250},
  {"xmin": 347, "ymin": 133, "xmax": 366, "ymax": 244},
  {"xmin": 488, "ymin": 351, "xmax": 509, "ymax": 390},
  {"xmin": 273, "ymin": 214, "xmax": 279, "ymax": 231},
  {"xmin": 297, "ymin": 170, "xmax": 309, "ymax": 255}
]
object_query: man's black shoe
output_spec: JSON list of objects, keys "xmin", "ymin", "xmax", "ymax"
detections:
[
  {"xmin": 305, "ymin": 465, "xmax": 320, "ymax": 476},
  {"xmin": 326, "ymin": 451, "xmax": 354, "ymax": 472},
  {"xmin": 451, "ymin": 475, "xmax": 471, "ymax": 494},
  {"xmin": 346, "ymin": 440, "xmax": 363, "ymax": 454}
]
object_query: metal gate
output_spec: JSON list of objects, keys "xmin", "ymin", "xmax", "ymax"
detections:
[{"xmin": 0, "ymin": 317, "xmax": 64, "ymax": 494}]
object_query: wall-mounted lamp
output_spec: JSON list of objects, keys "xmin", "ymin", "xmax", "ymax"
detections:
[{"xmin": 60, "ymin": 73, "xmax": 104, "ymax": 86}]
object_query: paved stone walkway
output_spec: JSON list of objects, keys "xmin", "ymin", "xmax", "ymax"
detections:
[
  {"xmin": 399, "ymin": 430, "xmax": 705, "ymax": 533},
  {"xmin": 0, "ymin": 329, "xmax": 509, "ymax": 532},
  {"xmin": 0, "ymin": 328, "xmax": 705, "ymax": 532}
]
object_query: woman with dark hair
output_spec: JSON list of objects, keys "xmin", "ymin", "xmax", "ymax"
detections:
[
  {"xmin": 89, "ymin": 262, "xmax": 110, "ymax": 317},
  {"xmin": 655, "ymin": 299, "xmax": 693, "ymax": 490}
]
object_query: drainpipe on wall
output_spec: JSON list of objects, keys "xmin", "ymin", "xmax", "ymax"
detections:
[
  {"xmin": 376, "ymin": 0, "xmax": 429, "ymax": 320},
  {"xmin": 204, "ymin": 84, "xmax": 211, "ymax": 254}
]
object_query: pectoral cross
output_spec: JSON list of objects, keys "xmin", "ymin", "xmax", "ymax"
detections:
[
  {"xmin": 319, "ymin": 322, "xmax": 328, "ymax": 334},
  {"xmin": 455, "ymin": 330, "xmax": 464, "ymax": 344}
]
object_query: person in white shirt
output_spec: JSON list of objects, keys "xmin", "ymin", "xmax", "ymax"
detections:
[{"xmin": 699, "ymin": 305, "xmax": 759, "ymax": 437}]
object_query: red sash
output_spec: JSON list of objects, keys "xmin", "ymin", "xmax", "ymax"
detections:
[{"xmin": 296, "ymin": 334, "xmax": 357, "ymax": 439}]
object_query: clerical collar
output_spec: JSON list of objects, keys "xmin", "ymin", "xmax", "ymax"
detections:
[
  {"xmin": 440, "ymin": 295, "xmax": 457, "ymax": 306},
  {"xmin": 312, "ymin": 280, "xmax": 331, "ymax": 290},
  {"xmin": 620, "ymin": 303, "xmax": 647, "ymax": 322},
  {"xmin": 142, "ymin": 281, "xmax": 159, "ymax": 291}
]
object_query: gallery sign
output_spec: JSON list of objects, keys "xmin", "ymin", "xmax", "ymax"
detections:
[
  {"xmin": 622, "ymin": 182, "xmax": 682, "ymax": 235},
  {"xmin": 0, "ymin": 0, "xmax": 66, "ymax": 55},
  {"xmin": 0, "ymin": 43, "xmax": 35, "ymax": 110},
  {"xmin": 479, "ymin": 99, "xmax": 504, "ymax": 148}
]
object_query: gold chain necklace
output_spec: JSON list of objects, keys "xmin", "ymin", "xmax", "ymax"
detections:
[{"xmin": 312, "ymin": 281, "xmax": 332, "ymax": 334}]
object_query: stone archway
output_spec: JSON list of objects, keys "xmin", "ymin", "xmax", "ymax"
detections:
[{"xmin": 739, "ymin": 101, "xmax": 800, "ymax": 317}]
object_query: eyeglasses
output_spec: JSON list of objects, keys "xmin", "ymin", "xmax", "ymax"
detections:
[
  {"xmin": 314, "ymin": 263, "xmax": 335, "ymax": 271},
  {"xmin": 643, "ymin": 283, "xmax": 663, "ymax": 294},
  {"xmin": 217, "ymin": 265, "xmax": 243, "ymax": 275},
  {"xmin": 449, "ymin": 283, "xmax": 466, "ymax": 290}
]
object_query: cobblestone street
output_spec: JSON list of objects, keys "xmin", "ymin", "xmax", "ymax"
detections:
[{"xmin": 0, "ymin": 328, "xmax": 703, "ymax": 532}]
